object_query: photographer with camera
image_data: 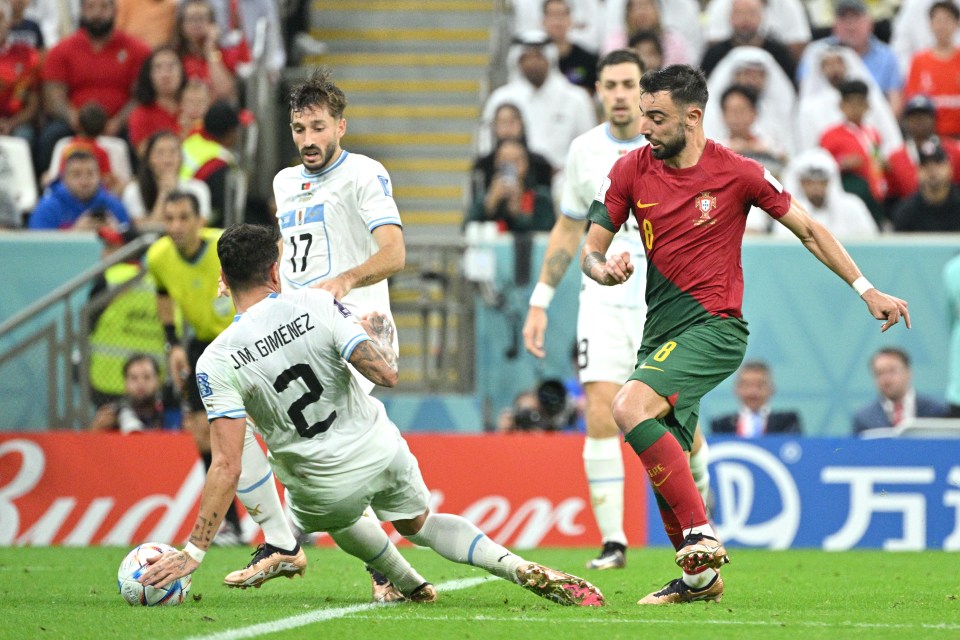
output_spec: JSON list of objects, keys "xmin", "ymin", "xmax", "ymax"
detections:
[
  {"xmin": 497, "ymin": 379, "xmax": 581, "ymax": 433},
  {"xmin": 466, "ymin": 138, "xmax": 556, "ymax": 233},
  {"xmin": 28, "ymin": 149, "xmax": 130, "ymax": 230}
]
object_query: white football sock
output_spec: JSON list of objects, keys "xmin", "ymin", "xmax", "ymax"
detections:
[
  {"xmin": 688, "ymin": 437, "xmax": 711, "ymax": 508},
  {"xmin": 330, "ymin": 516, "xmax": 426, "ymax": 594},
  {"xmin": 682, "ymin": 567, "xmax": 718, "ymax": 589},
  {"xmin": 405, "ymin": 513, "xmax": 525, "ymax": 583},
  {"xmin": 583, "ymin": 437, "xmax": 627, "ymax": 546},
  {"xmin": 237, "ymin": 423, "xmax": 297, "ymax": 551}
]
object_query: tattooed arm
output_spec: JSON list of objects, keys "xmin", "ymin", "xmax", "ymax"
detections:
[
  {"xmin": 522, "ymin": 215, "xmax": 587, "ymax": 358},
  {"xmin": 350, "ymin": 312, "xmax": 399, "ymax": 388},
  {"xmin": 138, "ymin": 416, "xmax": 245, "ymax": 589},
  {"xmin": 581, "ymin": 222, "xmax": 633, "ymax": 286}
]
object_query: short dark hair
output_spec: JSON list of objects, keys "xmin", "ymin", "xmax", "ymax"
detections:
[
  {"xmin": 639, "ymin": 64, "xmax": 709, "ymax": 109},
  {"xmin": 838, "ymin": 79, "xmax": 869, "ymax": 99},
  {"xmin": 930, "ymin": 1, "xmax": 960, "ymax": 21},
  {"xmin": 218, "ymin": 223, "xmax": 281, "ymax": 292},
  {"xmin": 721, "ymin": 84, "xmax": 759, "ymax": 110},
  {"xmin": 165, "ymin": 190, "xmax": 201, "ymax": 217},
  {"xmin": 597, "ymin": 48, "xmax": 644, "ymax": 77},
  {"xmin": 123, "ymin": 353, "xmax": 159, "ymax": 378},
  {"xmin": 289, "ymin": 67, "xmax": 348, "ymax": 119},
  {"xmin": 627, "ymin": 30, "xmax": 663, "ymax": 58},
  {"xmin": 78, "ymin": 102, "xmax": 107, "ymax": 137},
  {"xmin": 63, "ymin": 149, "xmax": 98, "ymax": 167},
  {"xmin": 872, "ymin": 347, "xmax": 910, "ymax": 369},
  {"xmin": 204, "ymin": 100, "xmax": 240, "ymax": 138}
]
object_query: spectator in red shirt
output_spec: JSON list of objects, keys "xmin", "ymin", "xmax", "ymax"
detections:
[
  {"xmin": 904, "ymin": 1, "xmax": 960, "ymax": 139},
  {"xmin": 174, "ymin": 0, "xmax": 245, "ymax": 103},
  {"xmin": 885, "ymin": 94, "xmax": 960, "ymax": 206},
  {"xmin": 0, "ymin": 0, "xmax": 41, "ymax": 146},
  {"xmin": 129, "ymin": 45, "xmax": 186, "ymax": 157},
  {"xmin": 819, "ymin": 79, "xmax": 888, "ymax": 226},
  {"xmin": 37, "ymin": 0, "xmax": 150, "ymax": 178}
]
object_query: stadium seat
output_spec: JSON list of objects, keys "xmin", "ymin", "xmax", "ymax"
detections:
[
  {"xmin": 0, "ymin": 135, "xmax": 39, "ymax": 217},
  {"xmin": 46, "ymin": 135, "xmax": 134, "ymax": 185}
]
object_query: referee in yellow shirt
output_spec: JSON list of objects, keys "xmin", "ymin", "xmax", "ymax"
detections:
[{"xmin": 146, "ymin": 191, "xmax": 243, "ymax": 541}]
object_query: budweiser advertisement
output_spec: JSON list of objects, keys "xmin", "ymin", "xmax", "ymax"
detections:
[{"xmin": 0, "ymin": 433, "xmax": 649, "ymax": 548}]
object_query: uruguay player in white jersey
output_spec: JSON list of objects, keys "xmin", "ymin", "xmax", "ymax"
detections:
[
  {"xmin": 218, "ymin": 68, "xmax": 405, "ymax": 594},
  {"xmin": 140, "ymin": 224, "xmax": 604, "ymax": 608},
  {"xmin": 522, "ymin": 50, "xmax": 711, "ymax": 571},
  {"xmin": 273, "ymin": 67, "xmax": 403, "ymax": 365}
]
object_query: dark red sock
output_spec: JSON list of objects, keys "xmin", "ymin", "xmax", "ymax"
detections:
[
  {"xmin": 658, "ymin": 505, "xmax": 686, "ymax": 550},
  {"xmin": 638, "ymin": 432, "xmax": 707, "ymax": 531}
]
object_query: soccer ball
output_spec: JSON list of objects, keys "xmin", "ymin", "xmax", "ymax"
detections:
[{"xmin": 117, "ymin": 542, "xmax": 191, "ymax": 606}]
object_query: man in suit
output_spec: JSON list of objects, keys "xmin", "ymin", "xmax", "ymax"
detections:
[
  {"xmin": 852, "ymin": 347, "xmax": 947, "ymax": 435},
  {"xmin": 710, "ymin": 360, "xmax": 803, "ymax": 436}
]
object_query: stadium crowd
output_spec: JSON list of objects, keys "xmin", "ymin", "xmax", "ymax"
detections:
[{"xmin": 2, "ymin": 0, "xmax": 957, "ymax": 437}]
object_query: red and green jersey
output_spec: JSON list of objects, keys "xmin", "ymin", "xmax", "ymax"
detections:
[{"xmin": 587, "ymin": 140, "xmax": 792, "ymax": 350}]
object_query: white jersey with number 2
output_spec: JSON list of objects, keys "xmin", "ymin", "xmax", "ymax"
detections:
[
  {"xmin": 196, "ymin": 289, "xmax": 399, "ymax": 506},
  {"xmin": 272, "ymin": 151, "xmax": 402, "ymax": 319}
]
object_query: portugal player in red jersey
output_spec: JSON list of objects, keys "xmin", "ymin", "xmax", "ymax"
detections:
[{"xmin": 582, "ymin": 65, "xmax": 910, "ymax": 605}]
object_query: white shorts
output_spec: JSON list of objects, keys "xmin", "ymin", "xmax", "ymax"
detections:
[
  {"xmin": 286, "ymin": 435, "xmax": 430, "ymax": 533},
  {"xmin": 576, "ymin": 302, "xmax": 645, "ymax": 385}
]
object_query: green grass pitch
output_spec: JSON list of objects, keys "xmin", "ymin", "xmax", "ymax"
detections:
[{"xmin": 0, "ymin": 546, "xmax": 957, "ymax": 640}]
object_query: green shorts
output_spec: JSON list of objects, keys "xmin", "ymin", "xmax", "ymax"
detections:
[{"xmin": 628, "ymin": 316, "xmax": 748, "ymax": 450}]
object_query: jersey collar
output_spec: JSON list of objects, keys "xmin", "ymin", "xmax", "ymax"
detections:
[
  {"xmin": 300, "ymin": 150, "xmax": 350, "ymax": 179},
  {"xmin": 604, "ymin": 123, "xmax": 645, "ymax": 146},
  {"xmin": 232, "ymin": 292, "xmax": 280, "ymax": 322}
]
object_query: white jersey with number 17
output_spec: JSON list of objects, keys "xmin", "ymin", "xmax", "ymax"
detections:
[
  {"xmin": 272, "ymin": 151, "xmax": 402, "ymax": 319},
  {"xmin": 196, "ymin": 289, "xmax": 399, "ymax": 498}
]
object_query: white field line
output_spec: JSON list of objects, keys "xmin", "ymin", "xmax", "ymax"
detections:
[{"xmin": 184, "ymin": 576, "xmax": 495, "ymax": 640}]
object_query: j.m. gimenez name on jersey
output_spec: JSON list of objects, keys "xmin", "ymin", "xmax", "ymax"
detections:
[{"xmin": 196, "ymin": 289, "xmax": 400, "ymax": 509}]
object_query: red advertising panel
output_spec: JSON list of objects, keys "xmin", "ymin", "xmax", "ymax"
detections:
[{"xmin": 0, "ymin": 433, "xmax": 648, "ymax": 548}]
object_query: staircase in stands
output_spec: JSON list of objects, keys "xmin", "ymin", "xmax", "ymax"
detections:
[{"xmin": 305, "ymin": 0, "xmax": 495, "ymax": 240}]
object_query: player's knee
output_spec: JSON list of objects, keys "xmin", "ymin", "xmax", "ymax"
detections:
[{"xmin": 392, "ymin": 511, "xmax": 428, "ymax": 537}]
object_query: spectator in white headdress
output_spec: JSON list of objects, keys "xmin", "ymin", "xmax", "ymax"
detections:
[
  {"xmin": 796, "ymin": 44, "xmax": 902, "ymax": 158},
  {"xmin": 703, "ymin": 46, "xmax": 798, "ymax": 158}
]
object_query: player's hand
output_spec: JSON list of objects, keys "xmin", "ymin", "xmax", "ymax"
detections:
[
  {"xmin": 313, "ymin": 274, "xmax": 352, "ymax": 300},
  {"xmin": 863, "ymin": 289, "xmax": 910, "ymax": 332},
  {"xmin": 596, "ymin": 251, "xmax": 634, "ymax": 285},
  {"xmin": 168, "ymin": 345, "xmax": 190, "ymax": 393},
  {"xmin": 522, "ymin": 306, "xmax": 548, "ymax": 358},
  {"xmin": 138, "ymin": 549, "xmax": 198, "ymax": 590}
]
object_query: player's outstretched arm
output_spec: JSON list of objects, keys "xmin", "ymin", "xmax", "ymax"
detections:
[
  {"xmin": 352, "ymin": 312, "xmax": 399, "ymax": 387},
  {"xmin": 139, "ymin": 416, "xmax": 246, "ymax": 588},
  {"xmin": 776, "ymin": 198, "xmax": 910, "ymax": 332},
  {"xmin": 314, "ymin": 225, "xmax": 405, "ymax": 300},
  {"xmin": 523, "ymin": 215, "xmax": 588, "ymax": 358},
  {"xmin": 581, "ymin": 223, "xmax": 632, "ymax": 286}
]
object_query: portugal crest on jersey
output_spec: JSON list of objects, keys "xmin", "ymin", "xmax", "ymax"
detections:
[{"xmin": 693, "ymin": 191, "xmax": 717, "ymax": 226}]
